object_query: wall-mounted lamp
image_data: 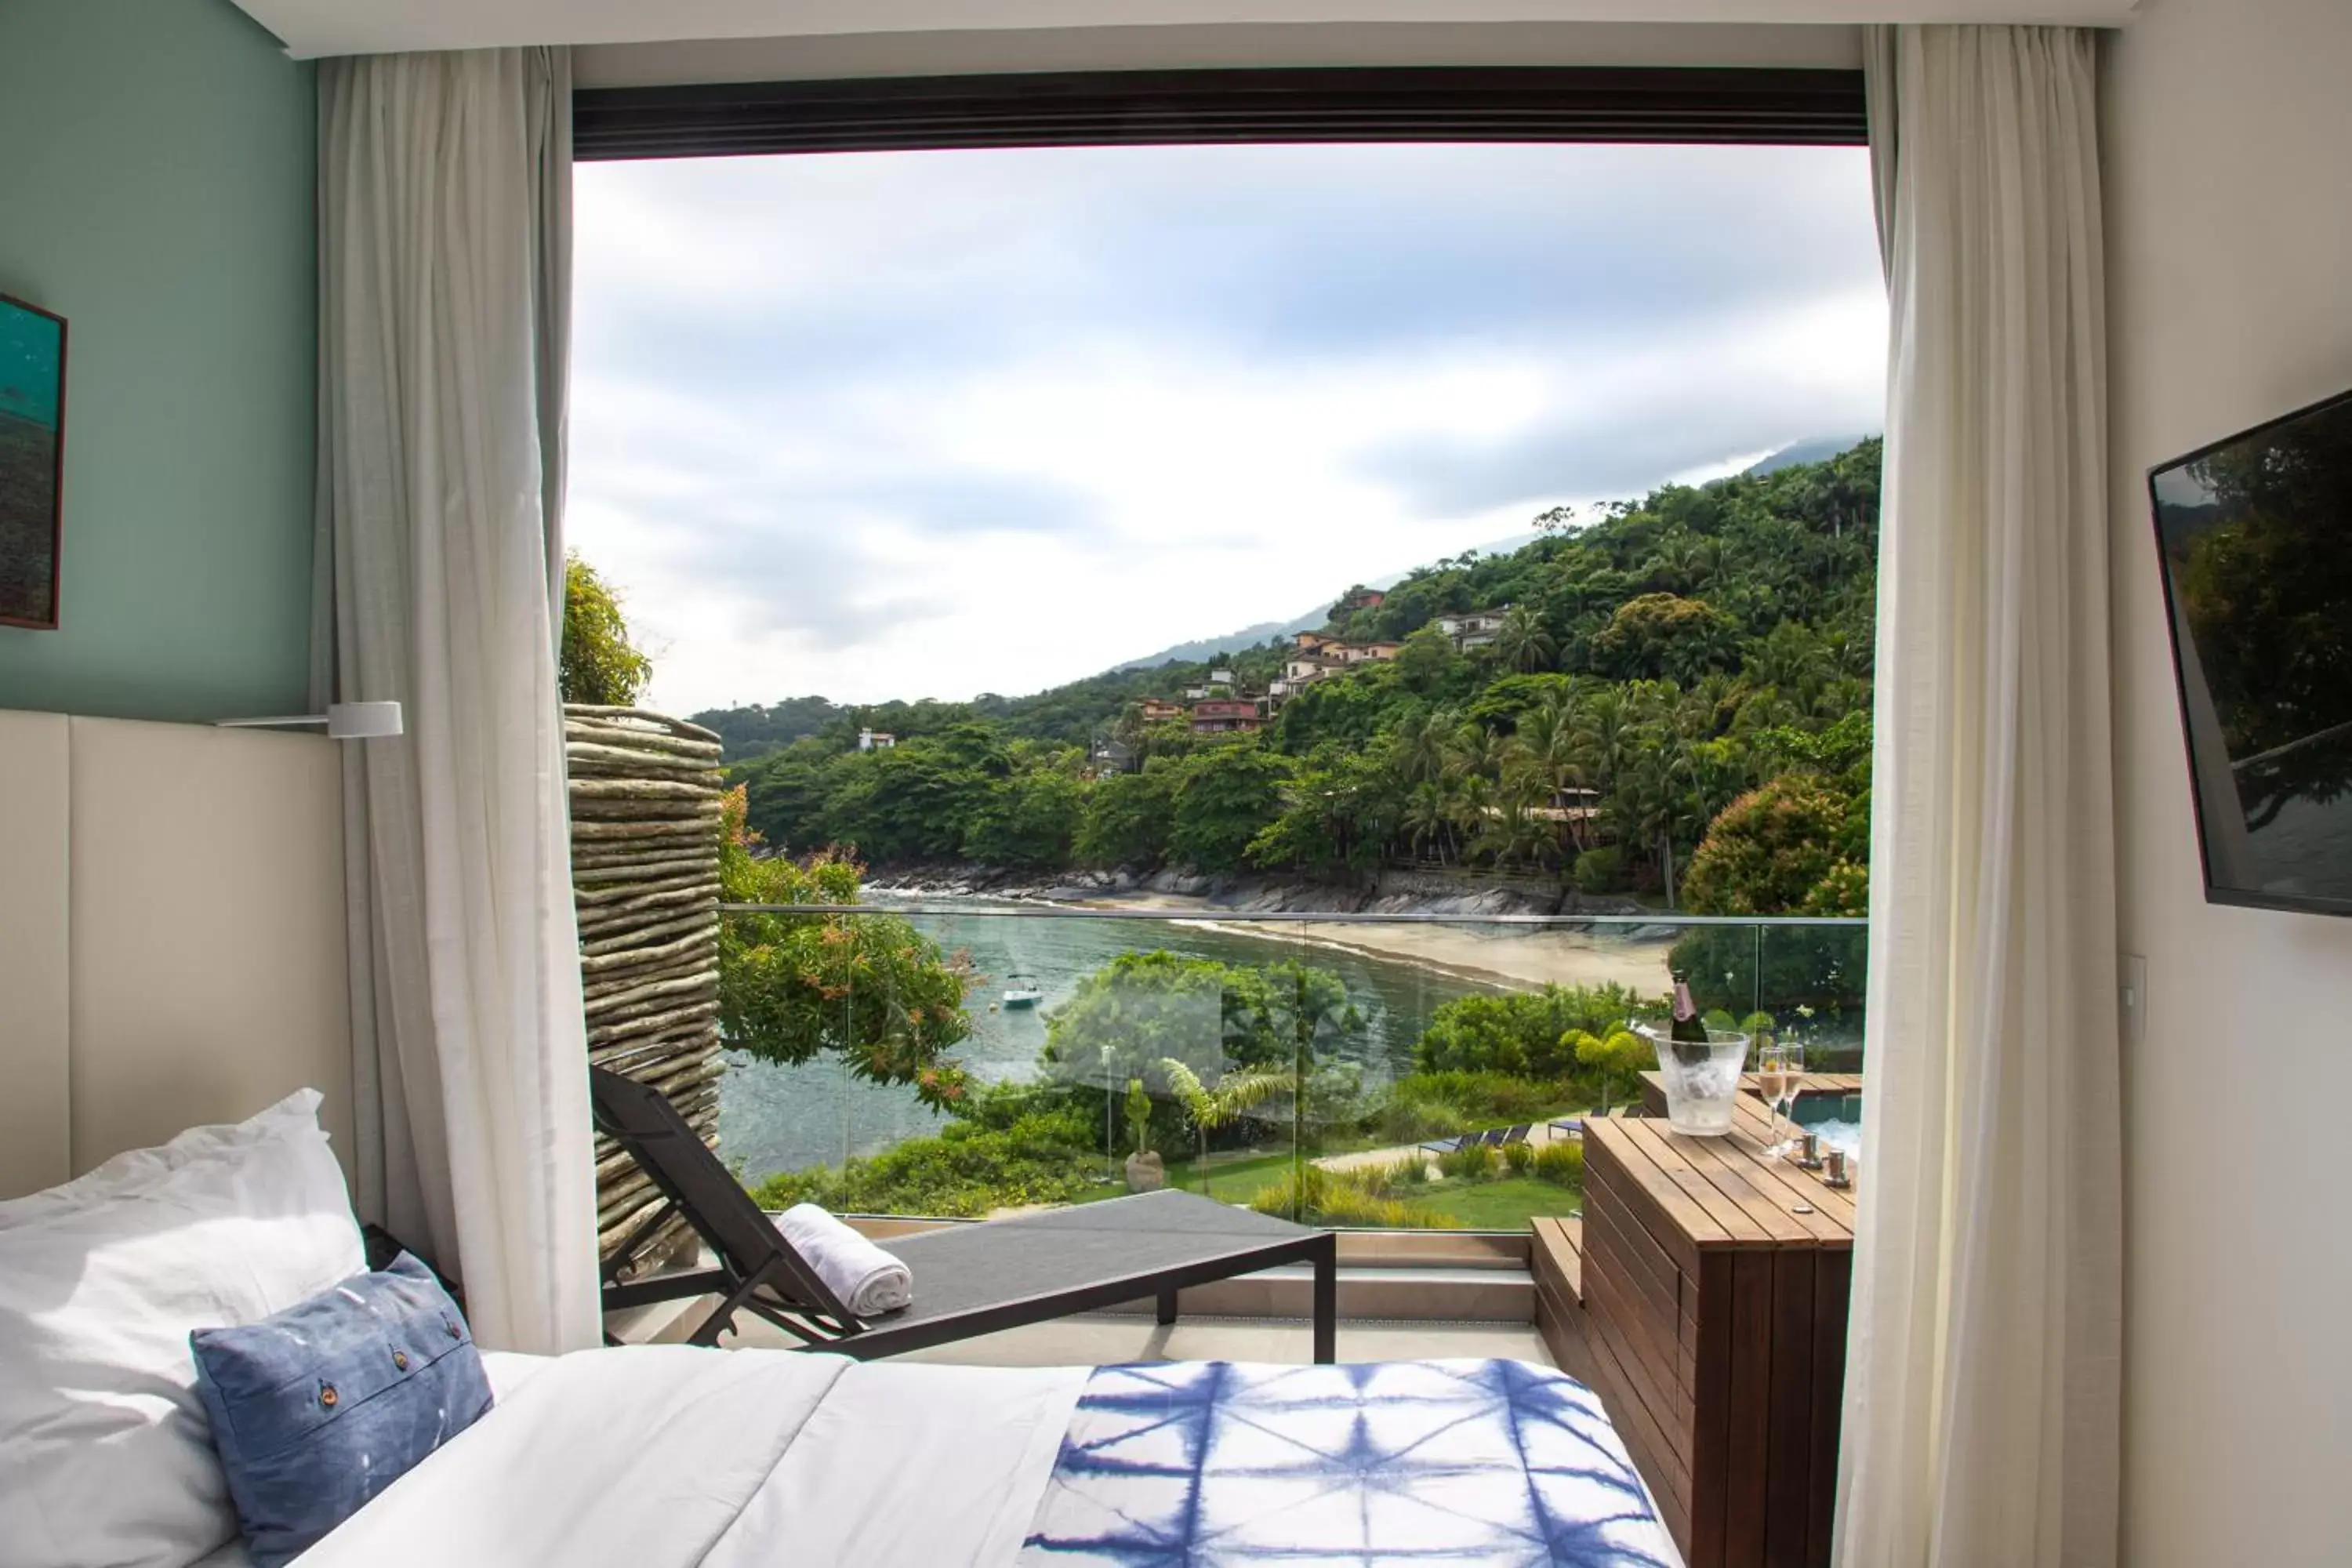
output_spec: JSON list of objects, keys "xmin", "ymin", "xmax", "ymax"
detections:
[{"xmin": 215, "ymin": 701, "xmax": 405, "ymax": 740}]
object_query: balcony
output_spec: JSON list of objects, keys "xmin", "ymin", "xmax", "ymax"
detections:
[{"xmin": 707, "ymin": 904, "xmax": 1866, "ymax": 1243}]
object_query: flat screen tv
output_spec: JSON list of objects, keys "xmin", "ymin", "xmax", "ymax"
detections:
[{"xmin": 2151, "ymin": 386, "xmax": 2352, "ymax": 916}]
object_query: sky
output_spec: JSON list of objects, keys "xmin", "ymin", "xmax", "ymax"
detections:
[{"xmin": 570, "ymin": 141, "xmax": 1886, "ymax": 716}]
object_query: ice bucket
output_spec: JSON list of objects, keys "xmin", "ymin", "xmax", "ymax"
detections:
[{"xmin": 1638, "ymin": 1025, "xmax": 1752, "ymax": 1137}]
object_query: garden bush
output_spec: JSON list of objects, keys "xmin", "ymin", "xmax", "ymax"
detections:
[
  {"xmin": 1367, "ymin": 1070, "xmax": 1581, "ymax": 1143},
  {"xmin": 1502, "ymin": 1140, "xmax": 1534, "ymax": 1175},
  {"xmin": 1532, "ymin": 1139, "xmax": 1585, "ymax": 1189},
  {"xmin": 1436, "ymin": 1141, "xmax": 1496, "ymax": 1181},
  {"xmin": 1413, "ymin": 985, "xmax": 1650, "ymax": 1080},
  {"xmin": 1248, "ymin": 1164, "xmax": 1448, "ymax": 1229},
  {"xmin": 750, "ymin": 1095, "xmax": 1100, "ymax": 1218},
  {"xmin": 1571, "ymin": 847, "xmax": 1625, "ymax": 895}
]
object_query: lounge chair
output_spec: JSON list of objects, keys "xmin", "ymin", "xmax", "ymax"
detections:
[
  {"xmin": 1548, "ymin": 1116, "xmax": 1585, "ymax": 1140},
  {"xmin": 1503, "ymin": 1123, "xmax": 1532, "ymax": 1145},
  {"xmin": 1482, "ymin": 1127, "xmax": 1512, "ymax": 1148},
  {"xmin": 588, "ymin": 1066, "xmax": 1338, "ymax": 1362},
  {"xmin": 1417, "ymin": 1134, "xmax": 1468, "ymax": 1156}
]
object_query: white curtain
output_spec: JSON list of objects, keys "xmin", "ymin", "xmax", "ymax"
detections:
[
  {"xmin": 311, "ymin": 47, "xmax": 600, "ymax": 1355},
  {"xmin": 1838, "ymin": 25, "xmax": 2122, "ymax": 1568}
]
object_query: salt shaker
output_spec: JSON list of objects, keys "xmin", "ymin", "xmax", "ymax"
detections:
[
  {"xmin": 1797, "ymin": 1132, "xmax": 1825, "ymax": 1171},
  {"xmin": 1822, "ymin": 1149, "xmax": 1852, "ymax": 1188}
]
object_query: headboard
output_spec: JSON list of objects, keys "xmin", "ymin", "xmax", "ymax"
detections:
[{"xmin": 0, "ymin": 710, "xmax": 353, "ymax": 1200}]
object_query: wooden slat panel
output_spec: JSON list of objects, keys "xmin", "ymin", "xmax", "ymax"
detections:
[
  {"xmin": 1584, "ymin": 1243, "xmax": 1694, "ymax": 1472},
  {"xmin": 1582, "ymin": 1172, "xmax": 1682, "ymax": 1333},
  {"xmin": 1765, "ymin": 1249, "xmax": 1819, "ymax": 1567},
  {"xmin": 1687, "ymin": 1251, "xmax": 1737, "ymax": 1568},
  {"xmin": 1588, "ymin": 1123, "xmax": 1733, "ymax": 1255},
  {"xmin": 1722, "ymin": 1251, "xmax": 1776, "ymax": 1565},
  {"xmin": 1807, "ymin": 1249, "xmax": 1853, "ymax": 1566},
  {"xmin": 1718, "ymin": 1133, "xmax": 1859, "ymax": 1237},
  {"xmin": 1679, "ymin": 1134, "xmax": 1842, "ymax": 1246},
  {"xmin": 1574, "ymin": 1294, "xmax": 1693, "ymax": 1557},
  {"xmin": 1618, "ymin": 1120, "xmax": 1777, "ymax": 1247}
]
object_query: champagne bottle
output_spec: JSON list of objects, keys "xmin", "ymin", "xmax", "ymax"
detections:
[{"xmin": 1668, "ymin": 970, "xmax": 1711, "ymax": 1046}]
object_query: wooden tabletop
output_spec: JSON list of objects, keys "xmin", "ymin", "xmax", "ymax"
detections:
[{"xmin": 1595, "ymin": 1077, "xmax": 1857, "ymax": 1252}]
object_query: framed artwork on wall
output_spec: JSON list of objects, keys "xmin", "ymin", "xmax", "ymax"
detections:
[{"xmin": 0, "ymin": 291, "xmax": 67, "ymax": 630}]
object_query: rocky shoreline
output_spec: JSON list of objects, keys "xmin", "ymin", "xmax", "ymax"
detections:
[{"xmin": 859, "ymin": 861, "xmax": 1653, "ymax": 920}]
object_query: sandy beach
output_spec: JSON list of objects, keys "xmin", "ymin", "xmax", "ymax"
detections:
[{"xmin": 1073, "ymin": 891, "xmax": 1680, "ymax": 1000}]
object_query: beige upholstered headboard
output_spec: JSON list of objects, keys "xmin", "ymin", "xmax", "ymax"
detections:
[{"xmin": 0, "ymin": 711, "xmax": 353, "ymax": 1200}]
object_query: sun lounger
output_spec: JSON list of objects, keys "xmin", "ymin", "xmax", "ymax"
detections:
[{"xmin": 589, "ymin": 1066, "xmax": 1338, "ymax": 1361}]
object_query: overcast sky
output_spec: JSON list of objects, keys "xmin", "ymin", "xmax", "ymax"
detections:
[{"xmin": 570, "ymin": 142, "xmax": 1885, "ymax": 715}]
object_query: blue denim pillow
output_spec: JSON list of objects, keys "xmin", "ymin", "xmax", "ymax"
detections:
[{"xmin": 190, "ymin": 1252, "xmax": 493, "ymax": 1567}]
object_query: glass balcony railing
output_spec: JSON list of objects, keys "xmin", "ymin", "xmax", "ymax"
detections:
[{"xmin": 713, "ymin": 903, "xmax": 1866, "ymax": 1234}]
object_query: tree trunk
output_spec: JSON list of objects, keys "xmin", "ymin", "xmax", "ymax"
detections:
[{"xmin": 1658, "ymin": 830, "xmax": 1676, "ymax": 909}]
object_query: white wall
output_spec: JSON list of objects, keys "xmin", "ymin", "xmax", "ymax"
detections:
[{"xmin": 2102, "ymin": 2, "xmax": 2352, "ymax": 1563}]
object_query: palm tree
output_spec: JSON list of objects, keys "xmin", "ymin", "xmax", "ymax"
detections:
[
  {"xmin": 1446, "ymin": 774, "xmax": 1496, "ymax": 863},
  {"xmin": 1393, "ymin": 706, "xmax": 1454, "ymax": 787},
  {"xmin": 1402, "ymin": 781, "xmax": 1454, "ymax": 866},
  {"xmin": 1494, "ymin": 604, "xmax": 1556, "ymax": 673}
]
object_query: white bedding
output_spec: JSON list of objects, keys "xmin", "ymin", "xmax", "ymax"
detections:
[{"xmin": 290, "ymin": 1346, "xmax": 1087, "ymax": 1568}]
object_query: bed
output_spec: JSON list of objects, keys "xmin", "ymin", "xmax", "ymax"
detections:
[
  {"xmin": 2, "ymin": 1091, "xmax": 1679, "ymax": 1568},
  {"xmin": 216, "ymin": 1346, "xmax": 1680, "ymax": 1567}
]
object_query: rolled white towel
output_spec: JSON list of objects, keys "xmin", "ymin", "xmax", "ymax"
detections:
[{"xmin": 775, "ymin": 1203, "xmax": 913, "ymax": 1318}]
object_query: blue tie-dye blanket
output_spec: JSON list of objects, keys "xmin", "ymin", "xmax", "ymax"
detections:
[{"xmin": 1018, "ymin": 1359, "xmax": 1681, "ymax": 1566}]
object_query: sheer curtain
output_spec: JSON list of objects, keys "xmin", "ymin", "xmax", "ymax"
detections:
[
  {"xmin": 1844, "ymin": 21, "xmax": 2145, "ymax": 1561},
  {"xmin": 311, "ymin": 47, "xmax": 599, "ymax": 1355},
  {"xmin": 1838, "ymin": 25, "xmax": 2122, "ymax": 1567}
]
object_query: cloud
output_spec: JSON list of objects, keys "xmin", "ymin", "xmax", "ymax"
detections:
[{"xmin": 568, "ymin": 140, "xmax": 1886, "ymax": 712}]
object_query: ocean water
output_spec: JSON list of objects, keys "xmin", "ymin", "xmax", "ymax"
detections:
[{"xmin": 717, "ymin": 902, "xmax": 1522, "ymax": 1181}]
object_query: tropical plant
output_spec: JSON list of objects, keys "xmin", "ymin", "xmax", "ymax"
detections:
[
  {"xmin": 717, "ymin": 788, "xmax": 975, "ymax": 1110},
  {"xmin": 560, "ymin": 554, "xmax": 654, "ymax": 706}
]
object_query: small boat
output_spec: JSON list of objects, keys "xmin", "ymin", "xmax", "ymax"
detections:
[{"xmin": 1001, "ymin": 972, "xmax": 1044, "ymax": 1008}]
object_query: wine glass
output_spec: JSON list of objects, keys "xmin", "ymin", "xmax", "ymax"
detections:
[
  {"xmin": 1755, "ymin": 1044, "xmax": 1791, "ymax": 1153},
  {"xmin": 1767, "ymin": 1040, "xmax": 1806, "ymax": 1160}
]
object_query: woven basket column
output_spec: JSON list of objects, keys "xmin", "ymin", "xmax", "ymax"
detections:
[{"xmin": 564, "ymin": 704, "xmax": 726, "ymax": 1274}]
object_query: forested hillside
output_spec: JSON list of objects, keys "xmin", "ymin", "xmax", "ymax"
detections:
[{"xmin": 721, "ymin": 437, "xmax": 1882, "ymax": 913}]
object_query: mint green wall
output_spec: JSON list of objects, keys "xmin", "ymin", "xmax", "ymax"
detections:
[{"xmin": 0, "ymin": 0, "xmax": 314, "ymax": 721}]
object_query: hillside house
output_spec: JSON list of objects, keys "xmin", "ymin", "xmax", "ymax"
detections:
[
  {"xmin": 1189, "ymin": 698, "xmax": 1262, "ymax": 735},
  {"xmin": 1138, "ymin": 699, "xmax": 1183, "ymax": 724},
  {"xmin": 1436, "ymin": 609, "xmax": 1512, "ymax": 650},
  {"xmin": 1334, "ymin": 588, "xmax": 1387, "ymax": 614},
  {"xmin": 1291, "ymin": 630, "xmax": 1338, "ymax": 652},
  {"xmin": 856, "ymin": 728, "xmax": 896, "ymax": 751}
]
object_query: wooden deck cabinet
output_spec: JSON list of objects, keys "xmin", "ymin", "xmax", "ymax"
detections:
[{"xmin": 1535, "ymin": 1080, "xmax": 1856, "ymax": 1568}]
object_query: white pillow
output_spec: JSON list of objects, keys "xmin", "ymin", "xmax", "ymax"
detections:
[{"xmin": 0, "ymin": 1089, "xmax": 366, "ymax": 1568}]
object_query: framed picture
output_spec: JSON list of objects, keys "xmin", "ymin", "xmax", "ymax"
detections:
[{"xmin": 0, "ymin": 291, "xmax": 67, "ymax": 630}]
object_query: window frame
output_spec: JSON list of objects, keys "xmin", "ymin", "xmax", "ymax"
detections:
[{"xmin": 573, "ymin": 65, "xmax": 1866, "ymax": 162}]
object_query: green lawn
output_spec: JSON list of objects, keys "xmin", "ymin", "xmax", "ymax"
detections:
[
  {"xmin": 1386, "ymin": 1175, "xmax": 1581, "ymax": 1231},
  {"xmin": 1067, "ymin": 1151, "xmax": 1582, "ymax": 1232}
]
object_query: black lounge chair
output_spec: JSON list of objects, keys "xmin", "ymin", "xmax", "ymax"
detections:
[
  {"xmin": 1503, "ymin": 1124, "xmax": 1532, "ymax": 1145},
  {"xmin": 1417, "ymin": 1134, "xmax": 1468, "ymax": 1156},
  {"xmin": 1548, "ymin": 1117, "xmax": 1585, "ymax": 1140},
  {"xmin": 589, "ymin": 1066, "xmax": 1338, "ymax": 1362},
  {"xmin": 1482, "ymin": 1127, "xmax": 1512, "ymax": 1149}
]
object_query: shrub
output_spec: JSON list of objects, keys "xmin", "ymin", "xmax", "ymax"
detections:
[
  {"xmin": 1532, "ymin": 1139, "xmax": 1585, "ymax": 1190},
  {"xmin": 1682, "ymin": 773, "xmax": 1853, "ymax": 916},
  {"xmin": 1437, "ymin": 1141, "xmax": 1496, "ymax": 1181},
  {"xmin": 1502, "ymin": 1140, "xmax": 1534, "ymax": 1175},
  {"xmin": 747, "ymin": 1092, "xmax": 1100, "ymax": 1218},
  {"xmin": 1413, "ymin": 985, "xmax": 1648, "ymax": 1080},
  {"xmin": 1369, "ymin": 1070, "xmax": 1581, "ymax": 1142},
  {"xmin": 1572, "ymin": 847, "xmax": 1625, "ymax": 895},
  {"xmin": 1248, "ymin": 1164, "xmax": 1448, "ymax": 1229},
  {"xmin": 1392, "ymin": 1153, "xmax": 1432, "ymax": 1186}
]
